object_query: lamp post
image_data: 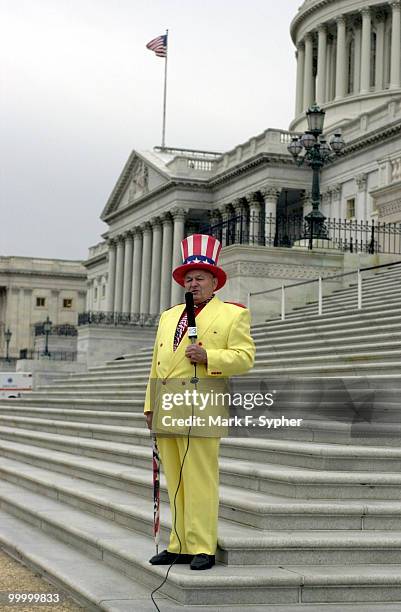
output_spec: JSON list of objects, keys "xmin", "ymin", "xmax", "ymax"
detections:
[
  {"xmin": 287, "ymin": 103, "xmax": 345, "ymax": 246},
  {"xmin": 4, "ymin": 328, "xmax": 12, "ymax": 362},
  {"xmin": 43, "ymin": 316, "xmax": 52, "ymax": 357}
]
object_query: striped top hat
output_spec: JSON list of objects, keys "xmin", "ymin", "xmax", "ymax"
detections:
[{"xmin": 172, "ymin": 234, "xmax": 227, "ymax": 290}]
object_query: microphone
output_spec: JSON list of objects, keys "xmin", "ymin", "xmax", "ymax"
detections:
[{"xmin": 185, "ymin": 292, "xmax": 198, "ymax": 344}]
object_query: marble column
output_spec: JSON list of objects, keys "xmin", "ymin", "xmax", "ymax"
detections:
[
  {"xmin": 262, "ymin": 187, "xmax": 279, "ymax": 247},
  {"xmin": 170, "ymin": 208, "xmax": 186, "ymax": 306},
  {"xmin": 375, "ymin": 13, "xmax": 385, "ymax": 91},
  {"xmin": 122, "ymin": 232, "xmax": 133, "ymax": 313},
  {"xmin": 353, "ymin": 21, "xmax": 362, "ymax": 94},
  {"xmin": 360, "ymin": 7, "xmax": 372, "ymax": 94},
  {"xmin": 232, "ymin": 198, "xmax": 246, "ymax": 244},
  {"xmin": 149, "ymin": 218, "xmax": 163, "ymax": 315},
  {"xmin": 325, "ymin": 37, "xmax": 333, "ymax": 101},
  {"xmin": 390, "ymin": 1, "xmax": 401, "ymax": 89},
  {"xmin": 219, "ymin": 204, "xmax": 230, "ymax": 246},
  {"xmin": 295, "ymin": 42, "xmax": 305, "ymax": 115},
  {"xmin": 140, "ymin": 223, "xmax": 152, "ymax": 315},
  {"xmin": 114, "ymin": 236, "xmax": 125, "ymax": 313},
  {"xmin": 303, "ymin": 33, "xmax": 314, "ymax": 108},
  {"xmin": 248, "ymin": 193, "xmax": 261, "ymax": 245},
  {"xmin": 131, "ymin": 228, "xmax": 143, "ymax": 314},
  {"xmin": 356, "ymin": 174, "xmax": 368, "ymax": 220},
  {"xmin": 86, "ymin": 281, "xmax": 92, "ymax": 310},
  {"xmin": 106, "ymin": 239, "xmax": 116, "ymax": 312},
  {"xmin": 159, "ymin": 214, "xmax": 173, "ymax": 312},
  {"xmin": 335, "ymin": 15, "xmax": 347, "ymax": 99},
  {"xmin": 317, "ymin": 25, "xmax": 327, "ymax": 104}
]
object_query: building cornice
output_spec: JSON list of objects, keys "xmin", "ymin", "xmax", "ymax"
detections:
[
  {"xmin": 338, "ymin": 119, "xmax": 401, "ymax": 159},
  {"xmin": 209, "ymin": 153, "xmax": 307, "ymax": 188},
  {"xmin": 0, "ymin": 269, "xmax": 87, "ymax": 280}
]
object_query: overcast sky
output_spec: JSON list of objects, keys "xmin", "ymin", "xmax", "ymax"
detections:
[{"xmin": 1, "ymin": 0, "xmax": 301, "ymax": 261}]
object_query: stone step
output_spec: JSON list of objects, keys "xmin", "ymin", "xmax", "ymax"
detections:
[
  {"xmin": 0, "ymin": 510, "xmax": 175, "ymax": 611},
  {"xmin": 0, "ymin": 427, "xmax": 400, "ymax": 499},
  {"xmin": 255, "ymin": 313, "xmax": 401, "ymax": 338},
  {"xmin": 259, "ymin": 304, "xmax": 401, "ymax": 329},
  {"xmin": 49, "ymin": 337, "xmax": 401, "ymax": 385},
  {"xmin": 0, "ymin": 397, "xmax": 141, "ymax": 411},
  {"xmin": 251, "ymin": 360, "xmax": 401, "ymax": 376},
  {"xmin": 2, "ymin": 481, "xmax": 401, "ymax": 605},
  {"xmin": 253, "ymin": 329, "xmax": 401, "ymax": 350},
  {"xmin": 3, "ymin": 413, "xmax": 401, "ymax": 472},
  {"xmin": 294, "ymin": 292, "xmax": 401, "ymax": 316},
  {"xmin": 2, "ymin": 460, "xmax": 401, "ymax": 568},
  {"xmin": 3, "ymin": 437, "xmax": 401, "ymax": 531}
]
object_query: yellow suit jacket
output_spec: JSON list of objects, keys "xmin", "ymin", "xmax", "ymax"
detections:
[{"xmin": 144, "ymin": 296, "xmax": 255, "ymax": 419}]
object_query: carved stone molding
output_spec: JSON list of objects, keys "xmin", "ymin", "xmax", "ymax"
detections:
[
  {"xmin": 328, "ymin": 184, "xmax": 341, "ymax": 201},
  {"xmin": 261, "ymin": 186, "xmax": 280, "ymax": 201},
  {"xmin": 224, "ymin": 261, "xmax": 341, "ymax": 280},
  {"xmin": 170, "ymin": 207, "xmax": 188, "ymax": 221},
  {"xmin": 356, "ymin": 173, "xmax": 368, "ymax": 190},
  {"xmin": 378, "ymin": 199, "xmax": 401, "ymax": 217},
  {"xmin": 129, "ymin": 159, "xmax": 149, "ymax": 202}
]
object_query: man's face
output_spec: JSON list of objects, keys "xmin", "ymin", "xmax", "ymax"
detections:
[{"xmin": 184, "ymin": 269, "xmax": 217, "ymax": 305}]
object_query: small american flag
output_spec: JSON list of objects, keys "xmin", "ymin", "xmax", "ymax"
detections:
[{"xmin": 146, "ymin": 34, "xmax": 167, "ymax": 58}]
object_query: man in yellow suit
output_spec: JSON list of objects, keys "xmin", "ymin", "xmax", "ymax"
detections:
[{"xmin": 144, "ymin": 234, "xmax": 255, "ymax": 570}]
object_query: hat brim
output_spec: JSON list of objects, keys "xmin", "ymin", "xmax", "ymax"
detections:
[{"xmin": 172, "ymin": 263, "xmax": 227, "ymax": 290}]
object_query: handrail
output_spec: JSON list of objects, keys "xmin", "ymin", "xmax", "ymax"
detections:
[{"xmin": 247, "ymin": 260, "xmax": 401, "ymax": 320}]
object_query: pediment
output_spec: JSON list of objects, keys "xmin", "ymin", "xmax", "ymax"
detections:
[{"xmin": 101, "ymin": 151, "xmax": 169, "ymax": 220}]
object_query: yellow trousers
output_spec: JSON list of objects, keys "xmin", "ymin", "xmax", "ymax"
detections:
[{"xmin": 157, "ymin": 436, "xmax": 220, "ymax": 555}]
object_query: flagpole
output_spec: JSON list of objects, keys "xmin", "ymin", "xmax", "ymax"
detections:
[{"xmin": 161, "ymin": 29, "xmax": 168, "ymax": 149}]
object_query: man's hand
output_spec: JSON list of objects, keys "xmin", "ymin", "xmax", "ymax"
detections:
[
  {"xmin": 185, "ymin": 344, "xmax": 207, "ymax": 364},
  {"xmin": 144, "ymin": 411, "xmax": 153, "ymax": 430}
]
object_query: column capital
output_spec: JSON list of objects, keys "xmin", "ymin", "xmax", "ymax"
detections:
[
  {"xmin": 232, "ymin": 198, "xmax": 245, "ymax": 213},
  {"xmin": 107, "ymin": 237, "xmax": 117, "ymax": 248},
  {"xmin": 132, "ymin": 226, "xmax": 143, "ymax": 238},
  {"xmin": 328, "ymin": 183, "xmax": 342, "ymax": 201},
  {"xmin": 160, "ymin": 212, "xmax": 172, "ymax": 225},
  {"xmin": 336, "ymin": 14, "xmax": 346, "ymax": 25},
  {"xmin": 317, "ymin": 23, "xmax": 327, "ymax": 34},
  {"xmin": 123, "ymin": 230, "xmax": 134, "ymax": 241},
  {"xmin": 218, "ymin": 202, "xmax": 231, "ymax": 214},
  {"xmin": 261, "ymin": 186, "xmax": 279, "ymax": 200},
  {"xmin": 390, "ymin": 1, "xmax": 401, "ymax": 9},
  {"xmin": 304, "ymin": 32, "xmax": 313, "ymax": 43},
  {"xmin": 360, "ymin": 6, "xmax": 371, "ymax": 17},
  {"xmin": 171, "ymin": 207, "xmax": 187, "ymax": 221},
  {"xmin": 115, "ymin": 234, "xmax": 125, "ymax": 245},
  {"xmin": 140, "ymin": 222, "xmax": 152, "ymax": 234},
  {"xmin": 356, "ymin": 173, "xmax": 368, "ymax": 190},
  {"xmin": 296, "ymin": 40, "xmax": 305, "ymax": 51},
  {"xmin": 248, "ymin": 191, "xmax": 261, "ymax": 204},
  {"xmin": 149, "ymin": 216, "xmax": 162, "ymax": 229}
]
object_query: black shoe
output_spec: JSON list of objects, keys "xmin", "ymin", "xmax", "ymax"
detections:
[
  {"xmin": 149, "ymin": 549, "xmax": 193, "ymax": 565},
  {"xmin": 190, "ymin": 553, "xmax": 215, "ymax": 570}
]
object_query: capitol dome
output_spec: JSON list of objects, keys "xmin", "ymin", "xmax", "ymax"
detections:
[{"xmin": 289, "ymin": 0, "xmax": 401, "ymax": 132}]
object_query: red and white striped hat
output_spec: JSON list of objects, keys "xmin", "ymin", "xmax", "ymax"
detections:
[{"xmin": 172, "ymin": 234, "xmax": 227, "ymax": 290}]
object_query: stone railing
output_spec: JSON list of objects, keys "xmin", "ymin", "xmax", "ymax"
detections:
[{"xmin": 88, "ymin": 241, "xmax": 108, "ymax": 259}]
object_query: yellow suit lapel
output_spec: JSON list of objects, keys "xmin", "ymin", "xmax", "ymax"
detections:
[{"xmin": 164, "ymin": 296, "xmax": 224, "ymax": 378}]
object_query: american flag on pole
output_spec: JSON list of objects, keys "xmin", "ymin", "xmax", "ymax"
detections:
[{"xmin": 146, "ymin": 34, "xmax": 167, "ymax": 58}]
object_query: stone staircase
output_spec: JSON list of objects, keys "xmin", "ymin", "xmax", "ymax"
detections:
[{"xmin": 0, "ymin": 264, "xmax": 401, "ymax": 610}]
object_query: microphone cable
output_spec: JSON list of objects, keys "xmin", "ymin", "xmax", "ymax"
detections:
[{"xmin": 150, "ymin": 293, "xmax": 199, "ymax": 611}]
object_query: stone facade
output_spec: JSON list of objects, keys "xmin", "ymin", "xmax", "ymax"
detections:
[
  {"xmin": 0, "ymin": 256, "xmax": 87, "ymax": 359},
  {"xmin": 85, "ymin": 0, "xmax": 401, "ymax": 320}
]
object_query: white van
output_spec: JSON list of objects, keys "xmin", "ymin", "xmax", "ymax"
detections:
[{"xmin": 0, "ymin": 372, "xmax": 33, "ymax": 398}]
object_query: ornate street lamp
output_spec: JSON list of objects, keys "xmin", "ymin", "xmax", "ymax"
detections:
[
  {"xmin": 287, "ymin": 103, "xmax": 345, "ymax": 244},
  {"xmin": 43, "ymin": 316, "xmax": 52, "ymax": 357},
  {"xmin": 4, "ymin": 328, "xmax": 12, "ymax": 362}
]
